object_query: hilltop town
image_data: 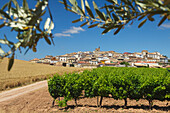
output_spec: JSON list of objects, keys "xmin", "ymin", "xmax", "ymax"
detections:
[{"xmin": 30, "ymin": 47, "xmax": 169, "ymax": 68}]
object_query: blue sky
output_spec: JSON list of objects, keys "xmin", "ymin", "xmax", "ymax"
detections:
[{"xmin": 0, "ymin": 0, "xmax": 170, "ymax": 61}]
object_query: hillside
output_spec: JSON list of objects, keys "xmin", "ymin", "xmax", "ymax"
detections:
[{"xmin": 0, "ymin": 58, "xmax": 85, "ymax": 91}]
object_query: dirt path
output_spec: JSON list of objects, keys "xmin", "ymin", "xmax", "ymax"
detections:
[
  {"xmin": 0, "ymin": 80, "xmax": 47, "ymax": 103},
  {"xmin": 0, "ymin": 80, "xmax": 169, "ymax": 113}
]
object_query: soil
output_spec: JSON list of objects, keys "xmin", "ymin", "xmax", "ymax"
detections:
[{"xmin": 0, "ymin": 80, "xmax": 169, "ymax": 113}]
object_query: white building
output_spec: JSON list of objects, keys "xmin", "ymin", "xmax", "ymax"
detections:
[{"xmin": 59, "ymin": 55, "xmax": 68, "ymax": 62}]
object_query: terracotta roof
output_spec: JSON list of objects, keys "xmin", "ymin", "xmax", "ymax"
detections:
[
  {"xmin": 51, "ymin": 57, "xmax": 57, "ymax": 61},
  {"xmin": 114, "ymin": 52, "xmax": 122, "ymax": 54},
  {"xmin": 91, "ymin": 60, "xmax": 97, "ymax": 61},
  {"xmin": 78, "ymin": 61, "xmax": 86, "ymax": 64},
  {"xmin": 45, "ymin": 55, "xmax": 53, "ymax": 58},
  {"xmin": 68, "ymin": 58, "xmax": 76, "ymax": 60},
  {"xmin": 59, "ymin": 55, "xmax": 68, "ymax": 57},
  {"xmin": 136, "ymin": 61, "xmax": 156, "ymax": 63},
  {"xmin": 123, "ymin": 52, "xmax": 133, "ymax": 54},
  {"xmin": 142, "ymin": 50, "xmax": 148, "ymax": 53},
  {"xmin": 31, "ymin": 58, "xmax": 39, "ymax": 61},
  {"xmin": 105, "ymin": 63, "xmax": 116, "ymax": 65},
  {"xmin": 135, "ymin": 52, "xmax": 142, "ymax": 55},
  {"xmin": 166, "ymin": 65, "xmax": 170, "ymax": 68},
  {"xmin": 160, "ymin": 56, "xmax": 166, "ymax": 58},
  {"xmin": 70, "ymin": 52, "xmax": 77, "ymax": 55},
  {"xmin": 147, "ymin": 57, "xmax": 154, "ymax": 60},
  {"xmin": 108, "ymin": 51, "xmax": 115, "ymax": 53},
  {"xmin": 134, "ymin": 64, "xmax": 147, "ymax": 66},
  {"xmin": 148, "ymin": 53, "xmax": 157, "ymax": 55}
]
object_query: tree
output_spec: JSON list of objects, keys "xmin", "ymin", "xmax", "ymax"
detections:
[
  {"xmin": 120, "ymin": 61, "xmax": 130, "ymax": 67},
  {"xmin": 0, "ymin": 0, "xmax": 54, "ymax": 71},
  {"xmin": 0, "ymin": 0, "xmax": 170, "ymax": 70},
  {"xmin": 61, "ymin": 0, "xmax": 169, "ymax": 34}
]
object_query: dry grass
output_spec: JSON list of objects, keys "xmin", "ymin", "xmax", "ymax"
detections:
[{"xmin": 0, "ymin": 58, "xmax": 86, "ymax": 91}]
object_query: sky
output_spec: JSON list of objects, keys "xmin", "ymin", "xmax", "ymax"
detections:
[{"xmin": 0, "ymin": 0, "xmax": 170, "ymax": 61}]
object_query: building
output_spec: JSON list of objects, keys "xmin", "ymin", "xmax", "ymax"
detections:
[{"xmin": 30, "ymin": 47, "xmax": 168, "ymax": 68}]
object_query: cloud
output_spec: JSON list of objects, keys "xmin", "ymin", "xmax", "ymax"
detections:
[
  {"xmin": 63, "ymin": 26, "xmax": 85, "ymax": 34},
  {"xmin": 160, "ymin": 23, "xmax": 170, "ymax": 29},
  {"xmin": 54, "ymin": 26, "xmax": 85, "ymax": 37},
  {"xmin": 54, "ymin": 33, "xmax": 71, "ymax": 37}
]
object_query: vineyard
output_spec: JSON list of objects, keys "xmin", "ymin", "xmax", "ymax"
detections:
[{"xmin": 48, "ymin": 67, "xmax": 170, "ymax": 110}]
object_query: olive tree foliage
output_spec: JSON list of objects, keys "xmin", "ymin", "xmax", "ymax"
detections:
[
  {"xmin": 0, "ymin": 0, "xmax": 54, "ymax": 71},
  {"xmin": 60, "ymin": 0, "xmax": 170, "ymax": 34}
]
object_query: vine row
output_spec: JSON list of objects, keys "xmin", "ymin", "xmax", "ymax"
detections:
[{"xmin": 48, "ymin": 67, "xmax": 170, "ymax": 109}]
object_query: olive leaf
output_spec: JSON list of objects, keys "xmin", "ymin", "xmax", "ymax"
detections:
[
  {"xmin": 72, "ymin": 18, "xmax": 81, "ymax": 23},
  {"xmin": 88, "ymin": 23, "xmax": 100, "ymax": 28},
  {"xmin": 23, "ymin": 0, "xmax": 29, "ymax": 11},
  {"xmin": 85, "ymin": 0, "xmax": 94, "ymax": 18},
  {"xmin": 138, "ymin": 19, "xmax": 147, "ymax": 28},
  {"xmin": 80, "ymin": 21, "xmax": 89, "ymax": 27},
  {"xmin": 44, "ymin": 36, "xmax": 51, "ymax": 45},
  {"xmin": 8, "ymin": 53, "xmax": 14, "ymax": 71},
  {"xmin": 114, "ymin": 25, "xmax": 123, "ymax": 35},
  {"xmin": 158, "ymin": 14, "xmax": 168, "ymax": 26}
]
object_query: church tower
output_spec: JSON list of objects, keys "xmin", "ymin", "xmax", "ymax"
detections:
[{"xmin": 95, "ymin": 46, "xmax": 100, "ymax": 52}]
